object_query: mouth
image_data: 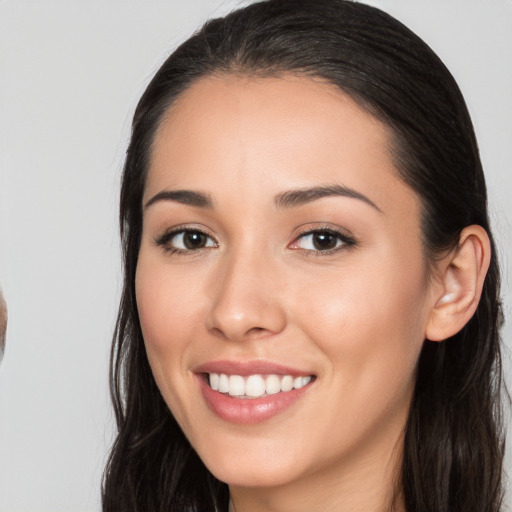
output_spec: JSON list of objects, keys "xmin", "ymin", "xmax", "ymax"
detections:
[
  {"xmin": 206, "ymin": 372, "xmax": 313, "ymax": 399},
  {"xmin": 194, "ymin": 361, "xmax": 316, "ymax": 424}
]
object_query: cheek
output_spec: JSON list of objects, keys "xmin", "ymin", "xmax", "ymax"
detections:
[
  {"xmin": 135, "ymin": 255, "xmax": 203, "ymax": 356},
  {"xmin": 291, "ymin": 249, "xmax": 429, "ymax": 393},
  {"xmin": 135, "ymin": 254, "xmax": 207, "ymax": 431},
  {"xmin": 135, "ymin": 255, "xmax": 199, "ymax": 411}
]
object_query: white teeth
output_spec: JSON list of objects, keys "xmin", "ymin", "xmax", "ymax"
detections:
[
  {"xmin": 209, "ymin": 373, "xmax": 219, "ymax": 391},
  {"xmin": 246, "ymin": 374, "xmax": 266, "ymax": 397},
  {"xmin": 218, "ymin": 373, "xmax": 229, "ymax": 393},
  {"xmin": 280, "ymin": 375, "xmax": 294, "ymax": 392},
  {"xmin": 207, "ymin": 372, "xmax": 313, "ymax": 398},
  {"xmin": 228, "ymin": 375, "xmax": 245, "ymax": 396},
  {"xmin": 265, "ymin": 375, "xmax": 281, "ymax": 395},
  {"xmin": 302, "ymin": 376, "xmax": 312, "ymax": 387},
  {"xmin": 293, "ymin": 376, "xmax": 311, "ymax": 389}
]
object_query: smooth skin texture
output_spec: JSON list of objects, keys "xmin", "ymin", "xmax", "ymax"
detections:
[{"xmin": 136, "ymin": 75, "xmax": 490, "ymax": 512}]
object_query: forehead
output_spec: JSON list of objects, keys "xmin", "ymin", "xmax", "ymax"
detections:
[{"xmin": 146, "ymin": 74, "xmax": 418, "ymax": 220}]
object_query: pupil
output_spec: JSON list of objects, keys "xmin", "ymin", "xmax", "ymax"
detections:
[
  {"xmin": 184, "ymin": 231, "xmax": 206, "ymax": 249},
  {"xmin": 313, "ymin": 232, "xmax": 336, "ymax": 250}
]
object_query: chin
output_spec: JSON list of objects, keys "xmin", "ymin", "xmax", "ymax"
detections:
[
  {"xmin": 210, "ymin": 462, "xmax": 303, "ymax": 489},
  {"xmin": 195, "ymin": 437, "xmax": 309, "ymax": 488}
]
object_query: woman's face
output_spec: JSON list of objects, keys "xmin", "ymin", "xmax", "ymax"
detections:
[{"xmin": 136, "ymin": 75, "xmax": 436, "ymax": 489}]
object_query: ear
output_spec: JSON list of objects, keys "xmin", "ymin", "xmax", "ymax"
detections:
[{"xmin": 425, "ymin": 225, "xmax": 491, "ymax": 342}]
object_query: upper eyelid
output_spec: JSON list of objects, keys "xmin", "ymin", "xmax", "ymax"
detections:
[
  {"xmin": 291, "ymin": 224, "xmax": 355, "ymax": 240},
  {"xmin": 289, "ymin": 226, "xmax": 357, "ymax": 251},
  {"xmin": 154, "ymin": 225, "xmax": 218, "ymax": 247},
  {"xmin": 155, "ymin": 224, "xmax": 215, "ymax": 238}
]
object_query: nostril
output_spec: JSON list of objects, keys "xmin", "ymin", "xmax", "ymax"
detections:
[
  {"xmin": 210, "ymin": 326, "xmax": 227, "ymax": 340},
  {"xmin": 249, "ymin": 327, "xmax": 264, "ymax": 333},
  {"xmin": 245, "ymin": 326, "xmax": 273, "ymax": 339}
]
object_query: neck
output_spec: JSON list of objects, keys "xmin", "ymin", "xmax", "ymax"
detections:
[{"xmin": 228, "ymin": 430, "xmax": 406, "ymax": 512}]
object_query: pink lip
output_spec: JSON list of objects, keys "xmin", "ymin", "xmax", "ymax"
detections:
[
  {"xmin": 194, "ymin": 360, "xmax": 315, "ymax": 425},
  {"xmin": 198, "ymin": 377, "xmax": 312, "ymax": 424},
  {"xmin": 194, "ymin": 360, "xmax": 311, "ymax": 377}
]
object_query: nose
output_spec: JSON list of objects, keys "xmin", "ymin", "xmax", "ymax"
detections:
[{"xmin": 205, "ymin": 248, "xmax": 287, "ymax": 342}]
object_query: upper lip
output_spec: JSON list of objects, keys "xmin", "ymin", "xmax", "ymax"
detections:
[{"xmin": 194, "ymin": 360, "xmax": 314, "ymax": 377}]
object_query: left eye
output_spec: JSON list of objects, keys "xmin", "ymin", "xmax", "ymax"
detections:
[
  {"xmin": 161, "ymin": 230, "xmax": 217, "ymax": 251},
  {"xmin": 293, "ymin": 230, "xmax": 349, "ymax": 252}
]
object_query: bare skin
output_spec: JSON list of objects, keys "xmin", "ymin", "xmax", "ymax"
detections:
[{"xmin": 136, "ymin": 75, "xmax": 490, "ymax": 512}]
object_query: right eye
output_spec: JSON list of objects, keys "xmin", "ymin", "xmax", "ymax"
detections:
[{"xmin": 156, "ymin": 229, "xmax": 217, "ymax": 253}]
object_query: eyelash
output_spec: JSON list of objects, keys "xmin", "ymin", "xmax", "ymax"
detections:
[
  {"xmin": 154, "ymin": 226, "xmax": 356, "ymax": 256},
  {"xmin": 155, "ymin": 226, "xmax": 217, "ymax": 255},
  {"xmin": 290, "ymin": 226, "xmax": 357, "ymax": 256}
]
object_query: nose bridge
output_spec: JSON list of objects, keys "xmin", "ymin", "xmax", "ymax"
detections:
[{"xmin": 206, "ymin": 241, "xmax": 286, "ymax": 341}]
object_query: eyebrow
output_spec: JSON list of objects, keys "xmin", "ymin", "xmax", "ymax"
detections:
[
  {"xmin": 144, "ymin": 184, "xmax": 381, "ymax": 212},
  {"xmin": 275, "ymin": 184, "xmax": 381, "ymax": 212},
  {"xmin": 144, "ymin": 189, "xmax": 213, "ymax": 210}
]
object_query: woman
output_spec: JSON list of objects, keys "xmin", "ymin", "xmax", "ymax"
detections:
[{"xmin": 102, "ymin": 1, "xmax": 506, "ymax": 511}]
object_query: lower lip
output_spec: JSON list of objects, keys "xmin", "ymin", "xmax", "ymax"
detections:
[{"xmin": 198, "ymin": 376, "xmax": 312, "ymax": 424}]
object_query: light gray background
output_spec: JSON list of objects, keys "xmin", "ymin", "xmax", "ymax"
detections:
[{"xmin": 0, "ymin": 1, "xmax": 510, "ymax": 511}]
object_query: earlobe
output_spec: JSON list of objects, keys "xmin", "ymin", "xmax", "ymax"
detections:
[{"xmin": 425, "ymin": 225, "xmax": 491, "ymax": 342}]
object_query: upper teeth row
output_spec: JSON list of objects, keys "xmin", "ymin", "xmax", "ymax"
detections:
[{"xmin": 209, "ymin": 373, "xmax": 312, "ymax": 398}]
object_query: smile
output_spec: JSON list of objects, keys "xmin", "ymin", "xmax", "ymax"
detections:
[
  {"xmin": 208, "ymin": 373, "xmax": 313, "ymax": 399},
  {"xmin": 195, "ymin": 361, "xmax": 316, "ymax": 424}
]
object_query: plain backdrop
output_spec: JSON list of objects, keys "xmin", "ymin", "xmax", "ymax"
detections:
[{"xmin": 0, "ymin": 1, "xmax": 510, "ymax": 511}]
